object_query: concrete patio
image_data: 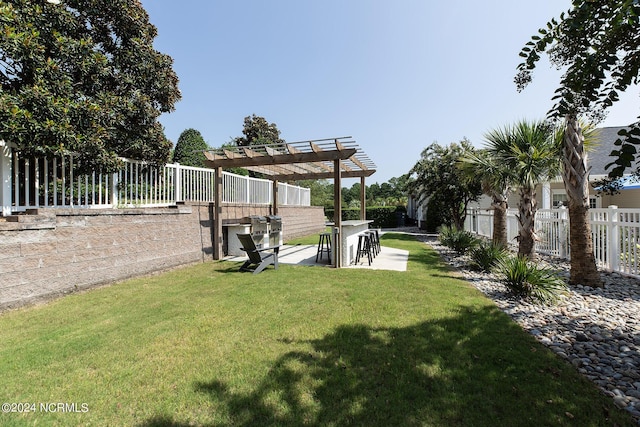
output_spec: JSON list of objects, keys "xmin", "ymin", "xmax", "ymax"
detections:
[{"xmin": 225, "ymin": 238, "xmax": 410, "ymax": 272}]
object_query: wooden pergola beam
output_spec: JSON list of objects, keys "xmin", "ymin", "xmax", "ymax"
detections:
[
  {"xmin": 272, "ymin": 169, "xmax": 376, "ymax": 181},
  {"xmin": 204, "ymin": 148, "xmax": 357, "ymax": 169}
]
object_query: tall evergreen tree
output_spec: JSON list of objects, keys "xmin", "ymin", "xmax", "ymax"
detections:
[{"xmin": 173, "ymin": 129, "xmax": 208, "ymax": 168}]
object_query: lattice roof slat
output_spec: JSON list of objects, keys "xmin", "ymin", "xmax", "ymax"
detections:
[{"xmin": 203, "ymin": 137, "xmax": 376, "ymax": 181}]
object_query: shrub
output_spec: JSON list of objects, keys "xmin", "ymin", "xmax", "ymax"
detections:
[
  {"xmin": 425, "ymin": 197, "xmax": 446, "ymax": 232},
  {"xmin": 497, "ymin": 256, "xmax": 567, "ymax": 305},
  {"xmin": 469, "ymin": 241, "xmax": 508, "ymax": 272},
  {"xmin": 439, "ymin": 225, "xmax": 479, "ymax": 254}
]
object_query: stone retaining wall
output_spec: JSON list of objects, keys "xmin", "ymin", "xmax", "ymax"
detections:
[{"xmin": 0, "ymin": 204, "xmax": 324, "ymax": 311}]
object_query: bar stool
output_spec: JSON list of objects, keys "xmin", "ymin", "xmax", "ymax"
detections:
[
  {"xmin": 316, "ymin": 232, "xmax": 332, "ymax": 262},
  {"xmin": 355, "ymin": 233, "xmax": 373, "ymax": 266},
  {"xmin": 365, "ymin": 230, "xmax": 379, "ymax": 257},
  {"xmin": 368, "ymin": 229, "xmax": 381, "ymax": 255}
]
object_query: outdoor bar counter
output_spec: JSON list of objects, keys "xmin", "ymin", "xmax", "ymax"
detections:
[{"xmin": 339, "ymin": 220, "xmax": 373, "ymax": 266}]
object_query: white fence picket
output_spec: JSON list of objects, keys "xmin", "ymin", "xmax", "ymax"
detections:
[
  {"xmin": 3, "ymin": 149, "xmax": 310, "ymax": 212},
  {"xmin": 466, "ymin": 206, "xmax": 640, "ymax": 279}
]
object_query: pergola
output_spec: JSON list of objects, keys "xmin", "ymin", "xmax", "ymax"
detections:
[{"xmin": 203, "ymin": 137, "xmax": 377, "ymax": 266}]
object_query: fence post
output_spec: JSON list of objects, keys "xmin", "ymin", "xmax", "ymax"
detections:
[
  {"xmin": 472, "ymin": 208, "xmax": 478, "ymax": 233},
  {"xmin": 245, "ymin": 175, "xmax": 250, "ymax": 204},
  {"xmin": 0, "ymin": 140, "xmax": 12, "ymax": 216},
  {"xmin": 507, "ymin": 209, "xmax": 517, "ymax": 244},
  {"xmin": 558, "ymin": 207, "xmax": 569, "ymax": 258},
  {"xmin": 111, "ymin": 170, "xmax": 119, "ymax": 208},
  {"xmin": 542, "ymin": 182, "xmax": 551, "ymax": 209},
  {"xmin": 608, "ymin": 205, "xmax": 619, "ymax": 272},
  {"xmin": 488, "ymin": 208, "xmax": 494, "ymax": 240},
  {"xmin": 174, "ymin": 162, "xmax": 182, "ymax": 202}
]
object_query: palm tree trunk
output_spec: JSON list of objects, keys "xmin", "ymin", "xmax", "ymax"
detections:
[
  {"xmin": 492, "ymin": 197, "xmax": 508, "ymax": 248},
  {"xmin": 517, "ymin": 186, "xmax": 537, "ymax": 258},
  {"xmin": 562, "ymin": 115, "xmax": 602, "ymax": 287}
]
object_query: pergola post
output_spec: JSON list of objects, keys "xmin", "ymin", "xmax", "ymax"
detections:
[
  {"xmin": 213, "ymin": 166, "xmax": 223, "ymax": 260},
  {"xmin": 360, "ymin": 176, "xmax": 366, "ymax": 220},
  {"xmin": 272, "ymin": 179, "xmax": 279, "ymax": 215},
  {"xmin": 334, "ymin": 158, "xmax": 341, "ymax": 268}
]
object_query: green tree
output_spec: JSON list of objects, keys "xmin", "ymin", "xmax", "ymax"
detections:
[
  {"xmin": 556, "ymin": 118, "xmax": 602, "ymax": 287},
  {"xmin": 458, "ymin": 149, "xmax": 515, "ymax": 248},
  {"xmin": 342, "ymin": 182, "xmax": 360, "ymax": 207},
  {"xmin": 409, "ymin": 140, "xmax": 482, "ymax": 230},
  {"xmin": 515, "ymin": 1, "xmax": 621, "ymax": 286},
  {"xmin": 173, "ymin": 129, "xmax": 208, "ymax": 168},
  {"xmin": 298, "ymin": 179, "xmax": 333, "ymax": 209},
  {"xmin": 386, "ymin": 174, "xmax": 410, "ymax": 206},
  {"xmin": 484, "ymin": 120, "xmax": 560, "ymax": 259},
  {"xmin": 0, "ymin": 0, "xmax": 180, "ymax": 173},
  {"xmin": 367, "ymin": 183, "xmax": 381, "ymax": 205},
  {"xmin": 515, "ymin": 0, "xmax": 640, "ymax": 181},
  {"xmin": 379, "ymin": 183, "xmax": 393, "ymax": 200},
  {"xmin": 234, "ymin": 114, "xmax": 285, "ymax": 146}
]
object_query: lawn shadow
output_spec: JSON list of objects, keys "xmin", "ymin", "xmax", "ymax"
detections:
[
  {"xmin": 211, "ymin": 261, "xmax": 245, "ymax": 274},
  {"xmin": 137, "ymin": 305, "xmax": 623, "ymax": 427}
]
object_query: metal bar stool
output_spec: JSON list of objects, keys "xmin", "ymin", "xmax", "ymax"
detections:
[
  {"xmin": 316, "ymin": 232, "xmax": 332, "ymax": 262},
  {"xmin": 355, "ymin": 233, "xmax": 373, "ymax": 266},
  {"xmin": 367, "ymin": 229, "xmax": 381, "ymax": 255}
]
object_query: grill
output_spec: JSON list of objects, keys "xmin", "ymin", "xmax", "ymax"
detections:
[
  {"xmin": 266, "ymin": 215, "xmax": 282, "ymax": 233},
  {"xmin": 266, "ymin": 215, "xmax": 283, "ymax": 247},
  {"xmin": 241, "ymin": 215, "xmax": 269, "ymax": 248},
  {"xmin": 243, "ymin": 215, "xmax": 268, "ymax": 237}
]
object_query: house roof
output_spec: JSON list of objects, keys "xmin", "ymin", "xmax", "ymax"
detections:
[{"xmin": 589, "ymin": 126, "xmax": 629, "ymax": 177}]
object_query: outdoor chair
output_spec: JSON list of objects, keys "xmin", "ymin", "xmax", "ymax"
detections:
[{"xmin": 236, "ymin": 233, "xmax": 280, "ymax": 274}]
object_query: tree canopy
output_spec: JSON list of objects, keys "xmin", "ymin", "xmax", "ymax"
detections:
[
  {"xmin": 409, "ymin": 140, "xmax": 482, "ymax": 229},
  {"xmin": 234, "ymin": 114, "xmax": 284, "ymax": 147},
  {"xmin": 173, "ymin": 128, "xmax": 208, "ymax": 168},
  {"xmin": 0, "ymin": 0, "xmax": 180, "ymax": 173},
  {"xmin": 515, "ymin": 0, "xmax": 640, "ymax": 180}
]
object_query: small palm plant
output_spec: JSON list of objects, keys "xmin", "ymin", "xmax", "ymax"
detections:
[
  {"xmin": 469, "ymin": 241, "xmax": 508, "ymax": 273},
  {"xmin": 439, "ymin": 225, "xmax": 479, "ymax": 254},
  {"xmin": 497, "ymin": 255, "xmax": 568, "ymax": 305}
]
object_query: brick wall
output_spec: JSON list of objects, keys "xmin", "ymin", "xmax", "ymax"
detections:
[
  {"xmin": 278, "ymin": 205, "xmax": 326, "ymax": 239},
  {"xmin": 0, "ymin": 203, "xmax": 324, "ymax": 311}
]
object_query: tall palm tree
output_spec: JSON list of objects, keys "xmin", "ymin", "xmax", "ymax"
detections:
[
  {"xmin": 485, "ymin": 120, "xmax": 560, "ymax": 259},
  {"xmin": 458, "ymin": 149, "xmax": 514, "ymax": 248},
  {"xmin": 560, "ymin": 115, "xmax": 603, "ymax": 287}
]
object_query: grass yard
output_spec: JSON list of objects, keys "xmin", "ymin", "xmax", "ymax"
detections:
[{"xmin": 0, "ymin": 233, "xmax": 635, "ymax": 426}]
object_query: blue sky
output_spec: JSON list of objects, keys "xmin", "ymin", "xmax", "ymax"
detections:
[{"xmin": 141, "ymin": 0, "xmax": 639, "ymax": 185}]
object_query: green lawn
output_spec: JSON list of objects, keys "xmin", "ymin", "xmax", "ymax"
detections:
[{"xmin": 0, "ymin": 233, "xmax": 635, "ymax": 426}]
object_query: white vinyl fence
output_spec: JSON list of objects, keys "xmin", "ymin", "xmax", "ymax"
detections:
[
  {"xmin": 1, "ymin": 146, "xmax": 310, "ymax": 215},
  {"xmin": 465, "ymin": 206, "xmax": 640, "ymax": 278}
]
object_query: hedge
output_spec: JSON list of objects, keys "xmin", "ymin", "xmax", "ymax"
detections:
[{"xmin": 324, "ymin": 206, "xmax": 406, "ymax": 229}]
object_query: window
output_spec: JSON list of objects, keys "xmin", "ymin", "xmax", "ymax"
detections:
[
  {"xmin": 552, "ymin": 193, "xmax": 568, "ymax": 208},
  {"xmin": 553, "ymin": 191, "xmax": 598, "ymax": 208}
]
